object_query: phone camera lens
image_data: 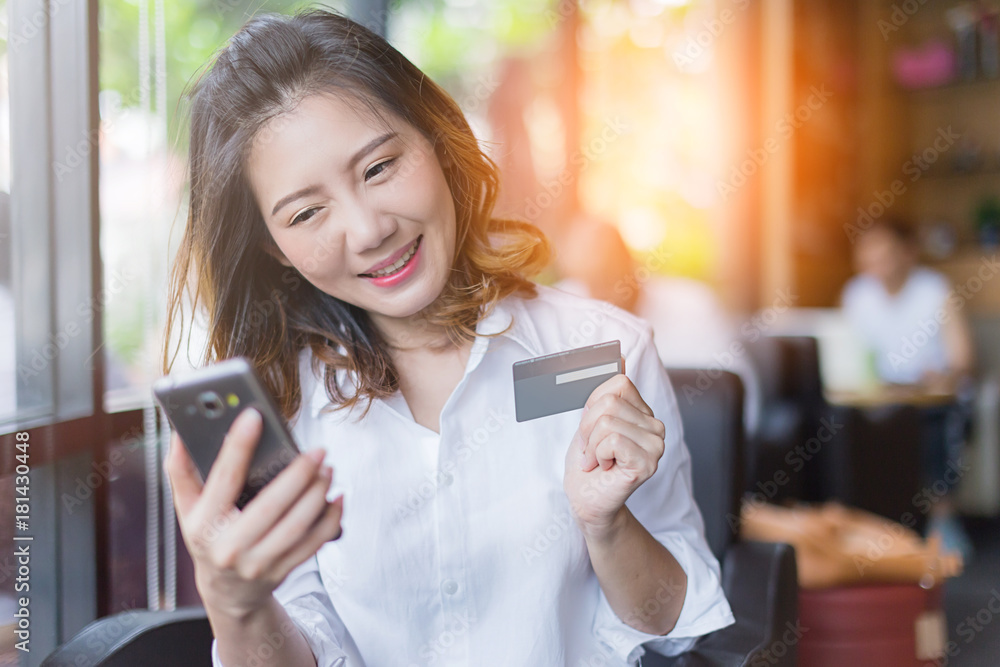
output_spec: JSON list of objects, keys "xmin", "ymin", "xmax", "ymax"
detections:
[{"xmin": 198, "ymin": 391, "xmax": 225, "ymax": 419}]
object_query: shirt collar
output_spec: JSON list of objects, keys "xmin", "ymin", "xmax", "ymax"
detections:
[
  {"xmin": 307, "ymin": 291, "xmax": 543, "ymax": 419},
  {"xmin": 476, "ymin": 290, "xmax": 544, "ymax": 358}
]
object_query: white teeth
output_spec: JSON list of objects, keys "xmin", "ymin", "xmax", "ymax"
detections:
[{"xmin": 367, "ymin": 240, "xmax": 417, "ymax": 277}]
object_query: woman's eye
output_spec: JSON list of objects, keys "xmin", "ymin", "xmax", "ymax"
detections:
[
  {"xmin": 291, "ymin": 207, "xmax": 320, "ymax": 226},
  {"xmin": 365, "ymin": 158, "xmax": 396, "ymax": 182}
]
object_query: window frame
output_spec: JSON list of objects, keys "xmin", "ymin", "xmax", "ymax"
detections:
[{"xmin": 0, "ymin": 0, "xmax": 148, "ymax": 648}]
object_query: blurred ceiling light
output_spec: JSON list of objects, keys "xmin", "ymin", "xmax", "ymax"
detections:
[{"xmin": 620, "ymin": 207, "xmax": 668, "ymax": 252}]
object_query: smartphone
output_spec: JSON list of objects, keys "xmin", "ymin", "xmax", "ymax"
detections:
[{"xmin": 153, "ymin": 357, "xmax": 302, "ymax": 510}]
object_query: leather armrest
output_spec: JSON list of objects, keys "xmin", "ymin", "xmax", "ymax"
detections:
[
  {"xmin": 41, "ymin": 606, "xmax": 213, "ymax": 667},
  {"xmin": 642, "ymin": 541, "xmax": 798, "ymax": 667}
]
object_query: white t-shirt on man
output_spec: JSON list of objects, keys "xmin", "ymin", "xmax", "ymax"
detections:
[{"xmin": 840, "ymin": 267, "xmax": 952, "ymax": 385}]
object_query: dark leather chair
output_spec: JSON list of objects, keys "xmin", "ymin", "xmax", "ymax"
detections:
[
  {"xmin": 42, "ymin": 369, "xmax": 797, "ymax": 667},
  {"xmin": 641, "ymin": 368, "xmax": 798, "ymax": 667},
  {"xmin": 40, "ymin": 606, "xmax": 213, "ymax": 666},
  {"xmin": 744, "ymin": 335, "xmax": 826, "ymax": 503}
]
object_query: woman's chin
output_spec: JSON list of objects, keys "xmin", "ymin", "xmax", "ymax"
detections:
[{"xmin": 366, "ymin": 275, "xmax": 449, "ymax": 318}]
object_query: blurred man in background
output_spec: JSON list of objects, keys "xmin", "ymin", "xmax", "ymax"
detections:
[{"xmin": 840, "ymin": 219, "xmax": 976, "ymax": 560}]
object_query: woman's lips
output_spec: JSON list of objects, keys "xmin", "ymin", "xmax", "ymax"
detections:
[
  {"xmin": 359, "ymin": 236, "xmax": 421, "ymax": 276},
  {"xmin": 359, "ymin": 235, "xmax": 422, "ymax": 286}
]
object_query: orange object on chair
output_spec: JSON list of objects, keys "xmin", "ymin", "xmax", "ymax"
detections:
[{"xmin": 739, "ymin": 501, "xmax": 962, "ymax": 666}]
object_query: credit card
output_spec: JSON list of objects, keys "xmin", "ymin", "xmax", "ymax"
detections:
[{"xmin": 512, "ymin": 340, "xmax": 622, "ymax": 422}]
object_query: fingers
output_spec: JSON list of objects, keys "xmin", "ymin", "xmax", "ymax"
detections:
[
  {"xmin": 574, "ymin": 362, "xmax": 650, "ymax": 463},
  {"xmin": 578, "ymin": 393, "xmax": 648, "ymax": 441},
  {"xmin": 271, "ymin": 497, "xmax": 345, "ymax": 583},
  {"xmin": 200, "ymin": 408, "xmax": 264, "ymax": 513},
  {"xmin": 166, "ymin": 432, "xmax": 204, "ymax": 519},
  {"xmin": 580, "ymin": 414, "xmax": 662, "ymax": 470},
  {"xmin": 239, "ymin": 458, "xmax": 334, "ymax": 570},
  {"xmin": 225, "ymin": 448, "xmax": 328, "ymax": 556},
  {"xmin": 575, "ymin": 391, "xmax": 663, "ymax": 460},
  {"xmin": 584, "ymin": 373, "xmax": 652, "ymax": 419},
  {"xmin": 594, "ymin": 434, "xmax": 655, "ymax": 478}
]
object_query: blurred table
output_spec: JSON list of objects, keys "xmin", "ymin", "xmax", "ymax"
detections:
[{"xmin": 825, "ymin": 384, "xmax": 956, "ymax": 409}]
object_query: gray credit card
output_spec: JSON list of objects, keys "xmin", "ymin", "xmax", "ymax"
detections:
[{"xmin": 513, "ymin": 340, "xmax": 622, "ymax": 422}]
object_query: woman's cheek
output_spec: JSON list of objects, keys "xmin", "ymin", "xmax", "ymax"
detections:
[
  {"xmin": 398, "ymin": 150, "xmax": 446, "ymax": 212},
  {"xmin": 389, "ymin": 148, "xmax": 430, "ymax": 192},
  {"xmin": 293, "ymin": 229, "xmax": 345, "ymax": 278}
]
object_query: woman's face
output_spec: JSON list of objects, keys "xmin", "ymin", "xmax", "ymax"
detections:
[{"xmin": 246, "ymin": 92, "xmax": 457, "ymax": 322}]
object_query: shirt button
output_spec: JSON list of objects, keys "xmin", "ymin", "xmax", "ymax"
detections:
[{"xmin": 441, "ymin": 579, "xmax": 459, "ymax": 595}]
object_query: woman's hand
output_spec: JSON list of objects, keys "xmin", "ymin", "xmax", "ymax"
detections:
[
  {"xmin": 166, "ymin": 407, "xmax": 344, "ymax": 620},
  {"xmin": 563, "ymin": 359, "xmax": 666, "ymax": 540}
]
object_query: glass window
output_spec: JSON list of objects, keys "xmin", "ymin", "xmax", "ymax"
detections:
[
  {"xmin": 95, "ymin": 0, "xmax": 341, "ymax": 614},
  {"xmin": 97, "ymin": 0, "xmax": 310, "ymax": 410},
  {"xmin": 0, "ymin": 0, "xmax": 14, "ymax": 424},
  {"xmin": 0, "ymin": 8, "xmax": 12, "ymax": 653}
]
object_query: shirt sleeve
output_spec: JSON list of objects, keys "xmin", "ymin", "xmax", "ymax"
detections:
[
  {"xmin": 591, "ymin": 322, "xmax": 735, "ymax": 665},
  {"xmin": 210, "ymin": 553, "xmax": 367, "ymax": 667}
]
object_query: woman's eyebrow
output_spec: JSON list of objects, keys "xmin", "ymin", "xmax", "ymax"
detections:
[
  {"xmin": 270, "ymin": 131, "xmax": 399, "ymax": 218},
  {"xmin": 345, "ymin": 131, "xmax": 398, "ymax": 172},
  {"xmin": 271, "ymin": 184, "xmax": 323, "ymax": 218}
]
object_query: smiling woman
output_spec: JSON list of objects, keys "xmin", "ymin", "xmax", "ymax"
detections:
[
  {"xmin": 160, "ymin": 8, "xmax": 734, "ymax": 667},
  {"xmin": 162, "ymin": 8, "xmax": 550, "ymax": 422}
]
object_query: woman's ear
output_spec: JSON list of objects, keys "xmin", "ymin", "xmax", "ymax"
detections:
[{"xmin": 261, "ymin": 240, "xmax": 294, "ymax": 268}]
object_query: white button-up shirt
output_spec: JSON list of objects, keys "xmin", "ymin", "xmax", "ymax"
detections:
[{"xmin": 210, "ymin": 284, "xmax": 734, "ymax": 667}]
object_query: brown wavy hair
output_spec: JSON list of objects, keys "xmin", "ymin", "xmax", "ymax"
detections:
[{"xmin": 162, "ymin": 8, "xmax": 551, "ymax": 422}]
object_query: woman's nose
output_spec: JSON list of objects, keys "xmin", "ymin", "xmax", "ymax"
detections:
[{"xmin": 343, "ymin": 196, "xmax": 397, "ymax": 254}]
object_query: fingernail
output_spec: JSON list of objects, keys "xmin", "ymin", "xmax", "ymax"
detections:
[
  {"xmin": 306, "ymin": 449, "xmax": 325, "ymax": 463},
  {"xmin": 320, "ymin": 464, "xmax": 333, "ymax": 478},
  {"xmin": 241, "ymin": 407, "xmax": 262, "ymax": 427}
]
